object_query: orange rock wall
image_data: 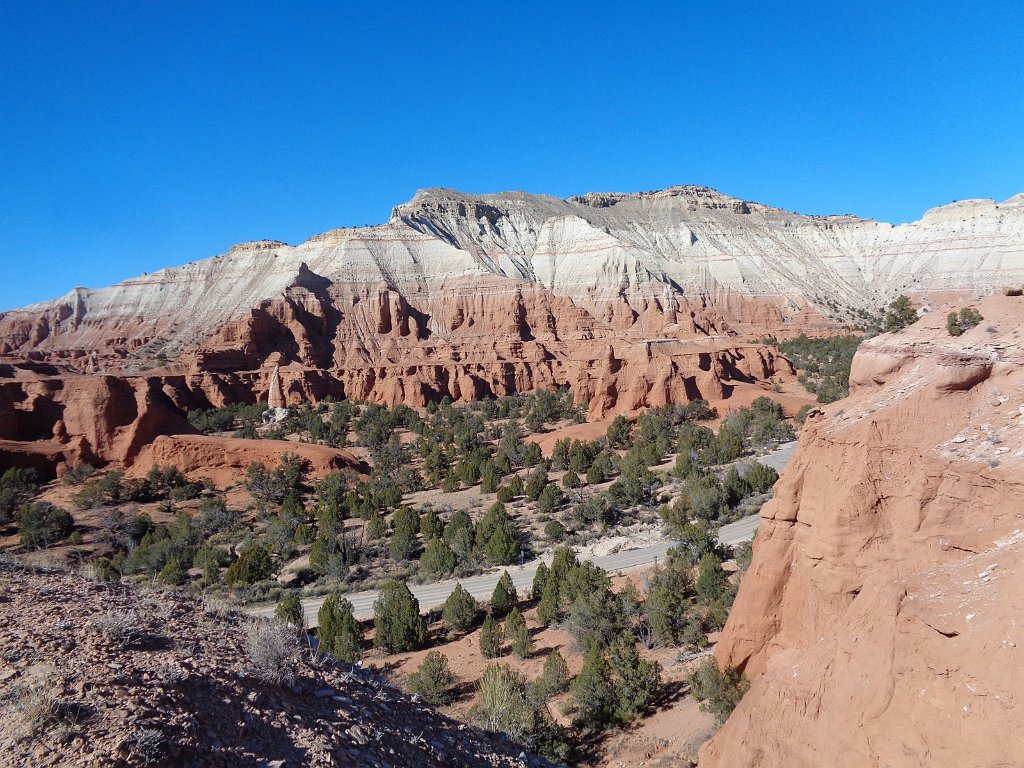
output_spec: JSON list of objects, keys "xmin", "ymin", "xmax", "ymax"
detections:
[{"xmin": 700, "ymin": 295, "xmax": 1024, "ymax": 768}]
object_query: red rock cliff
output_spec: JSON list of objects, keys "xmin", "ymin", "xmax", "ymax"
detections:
[{"xmin": 700, "ymin": 294, "xmax": 1024, "ymax": 767}]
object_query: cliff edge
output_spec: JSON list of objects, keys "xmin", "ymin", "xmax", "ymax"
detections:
[{"xmin": 701, "ymin": 294, "xmax": 1024, "ymax": 767}]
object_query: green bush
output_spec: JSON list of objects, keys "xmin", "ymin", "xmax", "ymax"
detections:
[
  {"xmin": 420, "ymin": 537, "xmax": 457, "ymax": 579},
  {"xmin": 18, "ymin": 503, "xmax": 73, "ymax": 549},
  {"xmin": 532, "ymin": 650, "xmax": 570, "ymax": 700},
  {"xmin": 275, "ymin": 592, "xmax": 305, "ymax": 628},
  {"xmin": 882, "ymin": 295, "xmax": 918, "ymax": 333},
  {"xmin": 318, "ymin": 594, "xmax": 361, "ymax": 662},
  {"xmin": 490, "ymin": 571, "xmax": 517, "ymax": 617},
  {"xmin": 947, "ymin": 306, "xmax": 984, "ymax": 336},
  {"xmin": 408, "ymin": 651, "xmax": 457, "ymax": 706},
  {"xmin": 373, "ymin": 580, "xmax": 426, "ymax": 653},
  {"xmin": 442, "ymin": 583, "xmax": 479, "ymax": 634},
  {"xmin": 689, "ymin": 658, "xmax": 749, "ymax": 722},
  {"xmin": 0, "ymin": 468, "xmax": 39, "ymax": 523},
  {"xmin": 506, "ymin": 607, "xmax": 533, "ymax": 658},
  {"xmin": 480, "ymin": 613, "xmax": 504, "ymax": 658},
  {"xmin": 225, "ymin": 543, "xmax": 274, "ymax": 586}
]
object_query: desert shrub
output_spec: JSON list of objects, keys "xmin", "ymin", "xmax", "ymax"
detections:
[
  {"xmin": 196, "ymin": 497, "xmax": 236, "ymax": 534},
  {"xmin": 93, "ymin": 609, "xmax": 143, "ymax": 646},
  {"xmin": 6, "ymin": 682, "xmax": 67, "ymax": 740},
  {"xmin": 474, "ymin": 664, "xmax": 534, "ymax": 740},
  {"xmin": 480, "ymin": 613, "xmax": 504, "ymax": 658},
  {"xmin": 82, "ymin": 557, "xmax": 120, "ymax": 583},
  {"xmin": 243, "ymin": 619, "xmax": 298, "ymax": 686},
  {"xmin": 882, "ymin": 295, "xmax": 918, "ymax": 333},
  {"xmin": 0, "ymin": 467, "xmax": 39, "ymax": 523},
  {"xmin": 419, "ymin": 537, "xmax": 457, "ymax": 579},
  {"xmin": 275, "ymin": 592, "xmax": 305, "ymax": 628},
  {"xmin": 373, "ymin": 580, "xmax": 426, "ymax": 653},
  {"xmin": 543, "ymin": 519, "xmax": 566, "ymax": 541},
  {"xmin": 127, "ymin": 727, "xmax": 170, "ymax": 766},
  {"xmin": 947, "ymin": 306, "xmax": 984, "ymax": 336},
  {"xmin": 225, "ymin": 543, "xmax": 274, "ymax": 586},
  {"xmin": 490, "ymin": 571, "xmax": 517, "ymax": 617},
  {"xmin": 246, "ymin": 454, "xmax": 308, "ymax": 504},
  {"xmin": 442, "ymin": 583, "xmax": 480, "ymax": 634},
  {"xmin": 408, "ymin": 651, "xmax": 457, "ymax": 706},
  {"xmin": 317, "ymin": 594, "xmax": 361, "ymax": 662},
  {"xmin": 532, "ymin": 650, "xmax": 570, "ymax": 701},
  {"xmin": 689, "ymin": 657, "xmax": 749, "ymax": 722},
  {"xmin": 17, "ymin": 503, "xmax": 73, "ymax": 548},
  {"xmin": 158, "ymin": 556, "xmax": 188, "ymax": 586}
]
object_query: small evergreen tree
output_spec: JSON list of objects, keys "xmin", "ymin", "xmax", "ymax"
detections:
[
  {"xmin": 531, "ymin": 561, "xmax": 550, "ymax": 600},
  {"xmin": 609, "ymin": 633, "xmax": 661, "ymax": 723},
  {"xmin": 696, "ymin": 552, "xmax": 729, "ymax": 603},
  {"xmin": 225, "ymin": 543, "xmax": 274, "ymax": 586},
  {"xmin": 442, "ymin": 583, "xmax": 479, "ymax": 634},
  {"xmin": 506, "ymin": 608, "xmax": 534, "ymax": 658},
  {"xmin": 490, "ymin": 571, "xmax": 517, "ymax": 617},
  {"xmin": 689, "ymin": 658, "xmax": 750, "ymax": 723},
  {"xmin": 486, "ymin": 526, "xmax": 519, "ymax": 566},
  {"xmin": 408, "ymin": 651, "xmax": 457, "ymax": 706},
  {"xmin": 420, "ymin": 537, "xmax": 457, "ymax": 579},
  {"xmin": 882, "ymin": 294, "xmax": 918, "ymax": 333},
  {"xmin": 480, "ymin": 613, "xmax": 504, "ymax": 658},
  {"xmin": 318, "ymin": 594, "xmax": 361, "ymax": 662},
  {"xmin": 571, "ymin": 643, "xmax": 615, "ymax": 728},
  {"xmin": 533, "ymin": 650, "xmax": 570, "ymax": 700},
  {"xmin": 373, "ymin": 580, "xmax": 426, "ymax": 653},
  {"xmin": 275, "ymin": 592, "xmax": 305, "ymax": 628}
]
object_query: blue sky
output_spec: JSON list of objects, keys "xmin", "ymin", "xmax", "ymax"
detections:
[{"xmin": 1, "ymin": 1, "xmax": 1021, "ymax": 310}]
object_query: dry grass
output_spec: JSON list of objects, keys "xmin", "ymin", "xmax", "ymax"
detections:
[
  {"xmin": 243, "ymin": 619, "xmax": 299, "ymax": 686},
  {"xmin": 93, "ymin": 609, "xmax": 142, "ymax": 646},
  {"xmin": 4, "ymin": 683, "xmax": 65, "ymax": 740}
]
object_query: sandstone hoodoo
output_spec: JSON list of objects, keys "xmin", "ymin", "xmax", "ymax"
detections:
[
  {"xmin": 1, "ymin": 186, "xmax": 1022, "ymax": 475},
  {"xmin": 700, "ymin": 294, "xmax": 1024, "ymax": 768}
]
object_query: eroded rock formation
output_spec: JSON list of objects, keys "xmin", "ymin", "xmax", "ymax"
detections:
[
  {"xmin": 0, "ymin": 185, "xmax": 1021, "ymax": 476},
  {"xmin": 700, "ymin": 294, "xmax": 1024, "ymax": 768}
]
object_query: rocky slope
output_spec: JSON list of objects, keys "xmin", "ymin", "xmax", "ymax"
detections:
[
  {"xmin": 700, "ymin": 294, "xmax": 1024, "ymax": 767},
  {"xmin": 0, "ymin": 557, "xmax": 550, "ymax": 768}
]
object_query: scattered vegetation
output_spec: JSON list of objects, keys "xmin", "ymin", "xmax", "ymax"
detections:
[
  {"xmin": 947, "ymin": 306, "xmax": 983, "ymax": 336},
  {"xmin": 882, "ymin": 294, "xmax": 919, "ymax": 333},
  {"xmin": 779, "ymin": 335, "xmax": 863, "ymax": 403}
]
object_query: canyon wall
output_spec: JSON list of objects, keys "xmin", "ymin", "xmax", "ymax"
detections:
[
  {"xmin": 701, "ymin": 294, "xmax": 1024, "ymax": 768},
  {"xmin": 1, "ymin": 185, "xmax": 1022, "ymax": 475}
]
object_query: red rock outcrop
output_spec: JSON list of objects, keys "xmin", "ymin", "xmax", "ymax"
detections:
[
  {"xmin": 700, "ymin": 294, "xmax": 1024, "ymax": 768},
  {"xmin": 129, "ymin": 435, "xmax": 366, "ymax": 487}
]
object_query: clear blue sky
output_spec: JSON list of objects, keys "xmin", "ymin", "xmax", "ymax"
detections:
[{"xmin": 1, "ymin": 1, "xmax": 1022, "ymax": 310}]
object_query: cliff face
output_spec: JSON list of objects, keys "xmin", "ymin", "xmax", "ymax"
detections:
[
  {"xmin": 701, "ymin": 294, "xmax": 1024, "ymax": 768},
  {"xmin": 1, "ymin": 185, "xmax": 1022, "ymax": 474},
  {"xmin": 3, "ymin": 186, "xmax": 1023, "ymax": 374}
]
